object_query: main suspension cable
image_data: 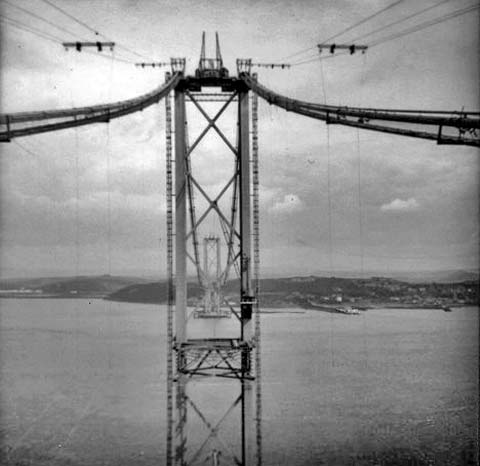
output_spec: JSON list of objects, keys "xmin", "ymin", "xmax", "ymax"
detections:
[
  {"xmin": 2, "ymin": 0, "xmax": 89, "ymax": 40},
  {"xmin": 0, "ymin": 14, "xmax": 64, "ymax": 43},
  {"xmin": 276, "ymin": 0, "xmax": 404, "ymax": 63},
  {"xmin": 38, "ymin": 0, "xmax": 150, "ymax": 60},
  {"xmin": 369, "ymin": 3, "xmax": 479, "ymax": 48},
  {"xmin": 290, "ymin": 50, "xmax": 350, "ymax": 67},
  {"xmin": 319, "ymin": 0, "xmax": 405, "ymax": 44},
  {"xmin": 350, "ymin": 0, "xmax": 456, "ymax": 42}
]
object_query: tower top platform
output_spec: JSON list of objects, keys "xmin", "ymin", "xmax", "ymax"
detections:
[{"xmin": 175, "ymin": 75, "xmax": 248, "ymax": 92}]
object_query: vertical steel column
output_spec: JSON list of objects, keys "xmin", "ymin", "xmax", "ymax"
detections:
[
  {"xmin": 251, "ymin": 75, "xmax": 262, "ymax": 466},
  {"xmin": 165, "ymin": 73, "xmax": 174, "ymax": 466},
  {"xmin": 239, "ymin": 89, "xmax": 252, "ymax": 339},
  {"xmin": 175, "ymin": 88, "xmax": 187, "ymax": 344},
  {"xmin": 238, "ymin": 87, "xmax": 254, "ymax": 466},
  {"xmin": 216, "ymin": 237, "xmax": 221, "ymax": 282},
  {"xmin": 203, "ymin": 239, "xmax": 208, "ymax": 281},
  {"xmin": 175, "ymin": 87, "xmax": 188, "ymax": 466}
]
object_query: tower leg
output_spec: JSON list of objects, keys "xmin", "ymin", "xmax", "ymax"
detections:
[
  {"xmin": 165, "ymin": 73, "xmax": 174, "ymax": 466},
  {"xmin": 239, "ymin": 89, "xmax": 252, "ymax": 339},
  {"xmin": 239, "ymin": 88, "xmax": 254, "ymax": 465},
  {"xmin": 251, "ymin": 77, "xmax": 262, "ymax": 466},
  {"xmin": 175, "ymin": 89, "xmax": 187, "ymax": 344},
  {"xmin": 169, "ymin": 80, "xmax": 261, "ymax": 466},
  {"xmin": 174, "ymin": 87, "xmax": 188, "ymax": 465}
]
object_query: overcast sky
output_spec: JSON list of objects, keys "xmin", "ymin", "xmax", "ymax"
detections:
[{"xmin": 0, "ymin": 0, "xmax": 478, "ymax": 279}]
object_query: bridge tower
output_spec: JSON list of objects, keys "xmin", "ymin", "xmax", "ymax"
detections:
[
  {"xmin": 165, "ymin": 34, "xmax": 261, "ymax": 466},
  {"xmin": 194, "ymin": 235, "xmax": 231, "ymax": 319}
]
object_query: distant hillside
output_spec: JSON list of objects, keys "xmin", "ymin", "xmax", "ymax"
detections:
[
  {"xmin": 107, "ymin": 276, "xmax": 378, "ymax": 305},
  {"xmin": 303, "ymin": 269, "xmax": 479, "ymax": 284},
  {"xmin": 108, "ymin": 282, "xmax": 203, "ymax": 304},
  {"xmin": 0, "ymin": 275, "xmax": 151, "ymax": 298},
  {"xmin": 2, "ymin": 273, "xmax": 477, "ymax": 306},
  {"xmin": 395, "ymin": 269, "xmax": 480, "ymax": 283},
  {"xmin": 106, "ymin": 275, "xmax": 479, "ymax": 308}
]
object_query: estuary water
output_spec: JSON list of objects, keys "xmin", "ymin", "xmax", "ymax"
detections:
[{"xmin": 0, "ymin": 299, "xmax": 477, "ymax": 465}]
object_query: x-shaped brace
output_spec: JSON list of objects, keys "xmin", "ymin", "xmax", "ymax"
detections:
[
  {"xmin": 186, "ymin": 172, "xmax": 240, "ymax": 241},
  {"xmin": 186, "ymin": 91, "xmax": 238, "ymax": 157},
  {"xmin": 186, "ymin": 394, "xmax": 242, "ymax": 466}
]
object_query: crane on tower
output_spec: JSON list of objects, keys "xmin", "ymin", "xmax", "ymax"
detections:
[{"xmin": 195, "ymin": 31, "xmax": 229, "ymax": 78}]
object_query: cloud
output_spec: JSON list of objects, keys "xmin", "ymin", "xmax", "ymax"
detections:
[
  {"xmin": 1, "ymin": 0, "xmax": 478, "ymax": 278},
  {"xmin": 271, "ymin": 194, "xmax": 303, "ymax": 214},
  {"xmin": 380, "ymin": 197, "xmax": 420, "ymax": 212}
]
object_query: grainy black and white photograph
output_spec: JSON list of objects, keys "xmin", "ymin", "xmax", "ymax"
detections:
[{"xmin": 0, "ymin": 1, "xmax": 478, "ymax": 465}]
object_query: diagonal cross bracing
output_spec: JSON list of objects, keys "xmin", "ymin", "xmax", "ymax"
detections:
[
  {"xmin": 182, "ymin": 90, "xmax": 241, "ymax": 291},
  {"xmin": 223, "ymin": 156, "xmax": 241, "ymax": 282},
  {"xmin": 187, "ymin": 91, "xmax": 238, "ymax": 156},
  {"xmin": 185, "ymin": 172, "xmax": 240, "ymax": 252},
  {"xmin": 171, "ymin": 75, "xmax": 259, "ymax": 466},
  {"xmin": 188, "ymin": 174, "xmax": 240, "ymax": 241},
  {"xmin": 187, "ymin": 394, "xmax": 243, "ymax": 466},
  {"xmin": 186, "ymin": 91, "xmax": 238, "ymax": 157},
  {"xmin": 185, "ymin": 127, "xmax": 203, "ymax": 285}
]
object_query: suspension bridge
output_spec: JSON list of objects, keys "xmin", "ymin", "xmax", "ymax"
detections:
[{"xmin": 1, "ymin": 4, "xmax": 479, "ymax": 464}]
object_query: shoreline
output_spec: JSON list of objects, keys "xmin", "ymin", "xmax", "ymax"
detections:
[{"xmin": 0, "ymin": 295, "xmax": 475, "ymax": 313}]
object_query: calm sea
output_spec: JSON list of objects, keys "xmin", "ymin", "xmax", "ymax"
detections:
[{"xmin": 0, "ymin": 299, "xmax": 477, "ymax": 465}]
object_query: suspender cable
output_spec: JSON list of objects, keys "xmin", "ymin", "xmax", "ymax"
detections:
[
  {"xmin": 106, "ymin": 52, "xmax": 115, "ymax": 275},
  {"xmin": 320, "ymin": 61, "xmax": 334, "ymax": 276},
  {"xmin": 69, "ymin": 52, "xmax": 81, "ymax": 279},
  {"xmin": 356, "ymin": 136, "xmax": 364, "ymax": 276},
  {"xmin": 320, "ymin": 60, "xmax": 336, "ymax": 369},
  {"xmin": 356, "ymin": 128, "xmax": 370, "ymax": 370}
]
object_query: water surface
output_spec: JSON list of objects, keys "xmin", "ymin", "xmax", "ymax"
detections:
[{"xmin": 0, "ymin": 299, "xmax": 477, "ymax": 465}]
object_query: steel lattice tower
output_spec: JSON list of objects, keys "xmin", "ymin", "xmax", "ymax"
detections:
[{"xmin": 165, "ymin": 37, "xmax": 261, "ymax": 466}]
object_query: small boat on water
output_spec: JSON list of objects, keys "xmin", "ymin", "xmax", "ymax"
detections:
[
  {"xmin": 335, "ymin": 306, "xmax": 360, "ymax": 315},
  {"xmin": 442, "ymin": 306, "xmax": 452, "ymax": 312}
]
